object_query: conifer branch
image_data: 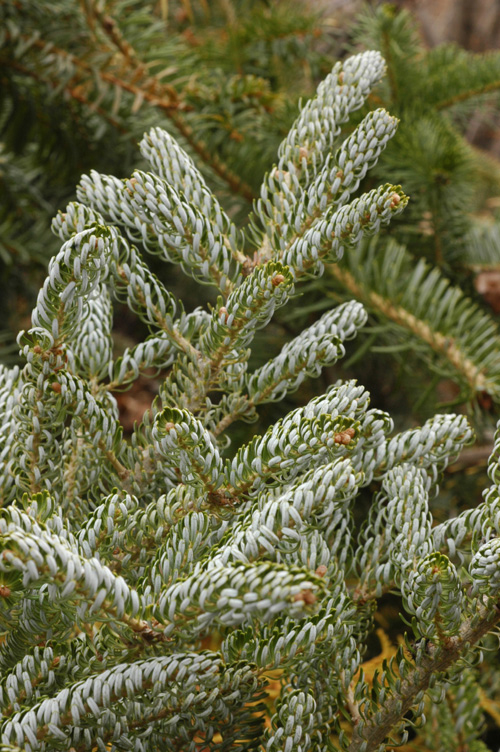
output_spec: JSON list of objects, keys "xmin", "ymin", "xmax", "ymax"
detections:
[
  {"xmin": 328, "ymin": 241, "xmax": 500, "ymax": 400},
  {"xmin": 90, "ymin": 0, "xmax": 256, "ymax": 202},
  {"xmin": 331, "ymin": 265, "xmax": 488, "ymax": 391},
  {"xmin": 348, "ymin": 604, "xmax": 500, "ymax": 751},
  {"xmin": 3, "ymin": 26, "xmax": 255, "ymax": 203},
  {"xmin": 0, "ymin": 54, "xmax": 128, "ymax": 135},
  {"xmin": 3, "ymin": 45, "xmax": 500, "ymax": 750},
  {"xmin": 5, "ymin": 33, "xmax": 180, "ymax": 109},
  {"xmin": 167, "ymin": 110, "xmax": 256, "ymax": 203},
  {"xmin": 113, "ymin": 263, "xmax": 197, "ymax": 360},
  {"xmin": 434, "ymin": 80, "xmax": 500, "ymax": 110}
]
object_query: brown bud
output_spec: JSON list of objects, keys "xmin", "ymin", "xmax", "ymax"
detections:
[
  {"xmin": 164, "ymin": 422, "xmax": 175, "ymax": 432},
  {"xmin": 315, "ymin": 565, "xmax": 328, "ymax": 577},
  {"xmin": 293, "ymin": 589, "xmax": 316, "ymax": 605},
  {"xmin": 298, "ymin": 146, "xmax": 309, "ymax": 161},
  {"xmin": 271, "ymin": 274, "xmax": 285, "ymax": 287},
  {"xmin": 334, "ymin": 431, "xmax": 353, "ymax": 445},
  {"xmin": 33, "ymin": 345, "xmax": 42, "ymax": 354},
  {"xmin": 0, "ymin": 585, "xmax": 11, "ymax": 598},
  {"xmin": 52, "ymin": 382, "xmax": 62, "ymax": 393},
  {"xmin": 338, "ymin": 72, "xmax": 344, "ymax": 84},
  {"xmin": 207, "ymin": 489, "xmax": 235, "ymax": 508},
  {"xmin": 336, "ymin": 169, "xmax": 344, "ymax": 179},
  {"xmin": 102, "ymin": 14, "xmax": 115, "ymax": 32},
  {"xmin": 344, "ymin": 427, "xmax": 356, "ymax": 438},
  {"xmin": 390, "ymin": 193, "xmax": 401, "ymax": 209},
  {"xmin": 242, "ymin": 258, "xmax": 255, "ymax": 277},
  {"xmin": 218, "ymin": 306, "xmax": 228, "ymax": 322},
  {"xmin": 126, "ymin": 177, "xmax": 138, "ymax": 195}
]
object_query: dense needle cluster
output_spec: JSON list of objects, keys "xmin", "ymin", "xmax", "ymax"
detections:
[{"xmin": 0, "ymin": 50, "xmax": 499, "ymax": 752}]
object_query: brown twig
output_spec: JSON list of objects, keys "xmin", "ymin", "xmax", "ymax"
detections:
[
  {"xmin": 347, "ymin": 602, "xmax": 500, "ymax": 751},
  {"xmin": 436, "ymin": 80, "xmax": 500, "ymax": 110},
  {"xmin": 91, "ymin": 3, "xmax": 256, "ymax": 202},
  {"xmin": 328, "ymin": 264, "xmax": 494, "ymax": 396}
]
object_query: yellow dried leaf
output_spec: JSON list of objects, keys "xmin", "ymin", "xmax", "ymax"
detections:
[
  {"xmin": 356, "ymin": 628, "xmax": 398, "ymax": 685},
  {"xmin": 479, "ymin": 687, "xmax": 500, "ymax": 726}
]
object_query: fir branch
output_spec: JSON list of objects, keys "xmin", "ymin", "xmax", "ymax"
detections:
[
  {"xmin": 247, "ymin": 301, "xmax": 367, "ymax": 405},
  {"xmin": 78, "ymin": 171, "xmax": 241, "ymax": 294},
  {"xmin": 153, "ymin": 407, "xmax": 224, "ymax": 491},
  {"xmin": 278, "ymin": 50, "xmax": 387, "ymax": 172},
  {"xmin": 4, "ymin": 43, "xmax": 500, "ymax": 750},
  {"xmin": 225, "ymin": 403, "xmax": 360, "ymax": 495},
  {"xmin": 404, "ymin": 552, "xmax": 464, "ymax": 641},
  {"xmin": 168, "ymin": 109, "xmax": 256, "ymax": 203},
  {"xmin": 0, "ymin": 53, "xmax": 130, "ymax": 136},
  {"xmin": 3, "ymin": 32, "xmax": 181, "ymax": 110},
  {"xmin": 140, "ymin": 127, "xmax": 246, "ymax": 265},
  {"xmin": 347, "ymin": 605, "xmax": 500, "ymax": 752},
  {"xmin": 429, "ymin": 54, "xmax": 500, "ymax": 111},
  {"xmin": 0, "ymin": 366, "xmax": 22, "ymax": 505},
  {"xmin": 200, "ymin": 262, "xmax": 293, "ymax": 362},
  {"xmin": 0, "ymin": 653, "xmax": 263, "ymax": 751},
  {"xmin": 88, "ymin": 3, "xmax": 256, "ymax": 202},
  {"xmin": 329, "ymin": 239, "xmax": 500, "ymax": 400},
  {"xmin": 282, "ymin": 184, "xmax": 407, "ymax": 278},
  {"xmin": 208, "ymin": 300, "xmax": 368, "ymax": 437},
  {"xmin": 253, "ymin": 103, "xmax": 398, "ymax": 253}
]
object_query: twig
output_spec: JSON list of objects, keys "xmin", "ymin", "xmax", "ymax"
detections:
[
  {"xmin": 348, "ymin": 602, "xmax": 500, "ymax": 751},
  {"xmin": 328, "ymin": 264, "xmax": 492, "ymax": 395},
  {"xmin": 436, "ymin": 80, "xmax": 500, "ymax": 110},
  {"xmin": 84, "ymin": 8, "xmax": 256, "ymax": 203}
]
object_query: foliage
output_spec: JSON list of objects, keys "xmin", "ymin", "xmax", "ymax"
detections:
[
  {"xmin": 309, "ymin": 3, "xmax": 500, "ymax": 418},
  {"xmin": 0, "ymin": 0, "xmax": 335, "ymax": 323},
  {"xmin": 5, "ymin": 0, "xmax": 500, "ymax": 424},
  {"xmin": 1, "ymin": 49, "xmax": 500, "ymax": 752}
]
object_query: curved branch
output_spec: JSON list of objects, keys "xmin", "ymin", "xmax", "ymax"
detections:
[
  {"xmin": 0, "ymin": 57, "xmax": 128, "ymax": 135},
  {"xmin": 90, "ymin": 4, "xmax": 256, "ymax": 201}
]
